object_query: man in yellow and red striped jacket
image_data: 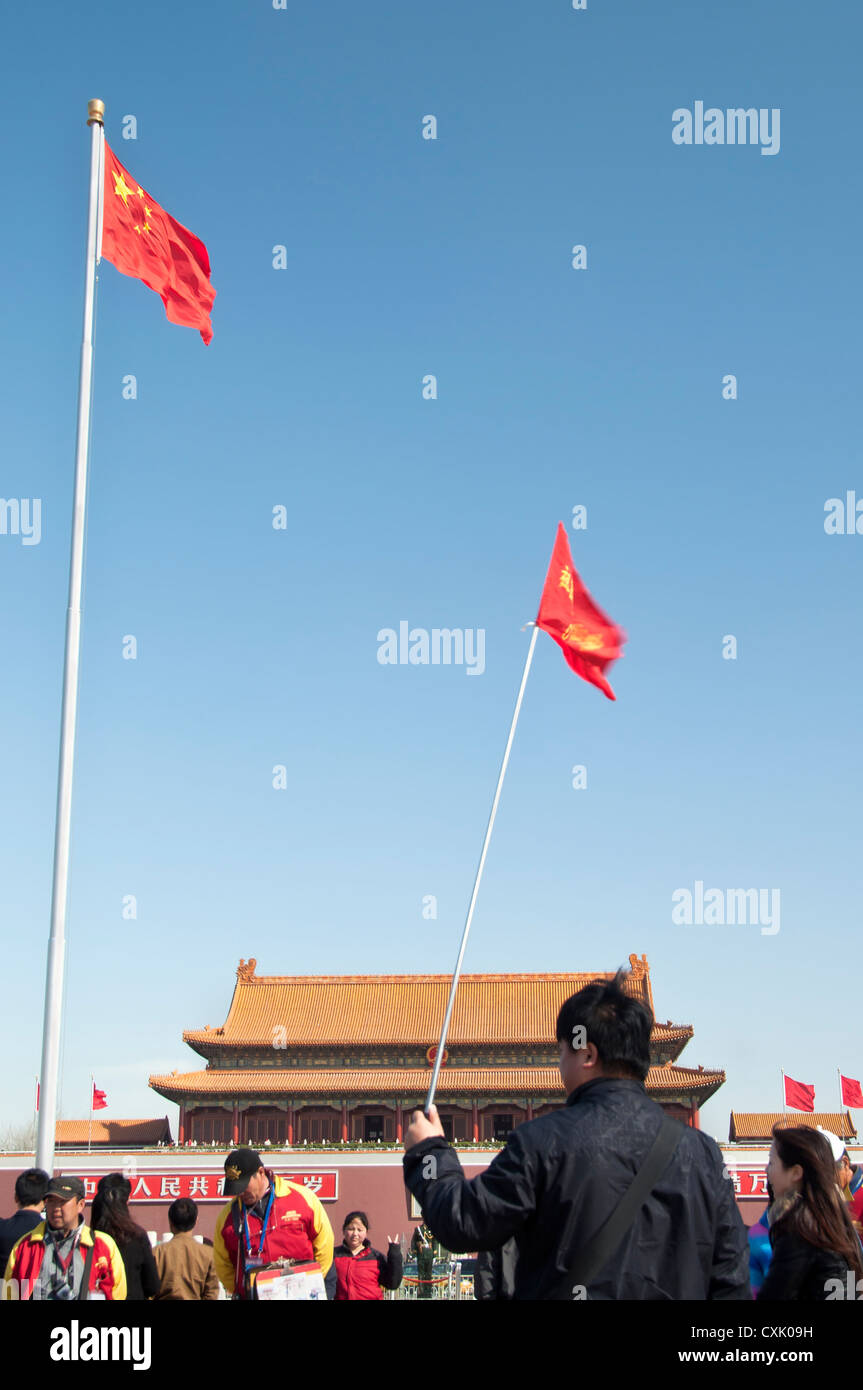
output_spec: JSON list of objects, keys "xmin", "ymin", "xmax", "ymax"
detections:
[{"xmin": 4, "ymin": 1175, "xmax": 126, "ymax": 1301}]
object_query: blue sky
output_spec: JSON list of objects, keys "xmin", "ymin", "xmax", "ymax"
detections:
[{"xmin": 1, "ymin": 0, "xmax": 861, "ymax": 1144}]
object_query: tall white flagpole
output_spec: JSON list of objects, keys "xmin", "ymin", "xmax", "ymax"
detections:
[
  {"xmin": 424, "ymin": 624, "xmax": 540, "ymax": 1115},
  {"xmin": 35, "ymin": 99, "xmax": 105, "ymax": 1174}
]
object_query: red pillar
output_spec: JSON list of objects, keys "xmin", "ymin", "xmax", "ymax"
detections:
[
  {"xmin": 526, "ymin": 1100, "xmax": 533, "ymax": 1123},
  {"xmin": 287, "ymin": 1105, "xmax": 294, "ymax": 1147},
  {"xmin": 178, "ymin": 1104, "xmax": 186, "ymax": 1146},
  {"xmin": 232, "ymin": 1102, "xmax": 239, "ymax": 1145},
  {"xmin": 341, "ymin": 1101, "xmax": 348, "ymax": 1143},
  {"xmin": 472, "ymin": 1101, "xmax": 479, "ymax": 1141},
  {"xmin": 690, "ymin": 1098, "xmax": 700, "ymax": 1130},
  {"xmin": 396, "ymin": 1103, "xmax": 403, "ymax": 1143}
]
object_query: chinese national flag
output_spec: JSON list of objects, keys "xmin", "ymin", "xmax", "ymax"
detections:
[
  {"xmin": 536, "ymin": 523, "xmax": 626, "ymax": 700},
  {"xmin": 92, "ymin": 1084, "xmax": 108, "ymax": 1111},
  {"xmin": 784, "ymin": 1074, "xmax": 815, "ymax": 1112},
  {"xmin": 100, "ymin": 142, "xmax": 215, "ymax": 344},
  {"xmin": 841, "ymin": 1074, "xmax": 863, "ymax": 1108}
]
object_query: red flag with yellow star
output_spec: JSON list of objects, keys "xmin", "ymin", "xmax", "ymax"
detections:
[
  {"xmin": 100, "ymin": 142, "xmax": 215, "ymax": 344},
  {"xmin": 535, "ymin": 523, "xmax": 626, "ymax": 700}
]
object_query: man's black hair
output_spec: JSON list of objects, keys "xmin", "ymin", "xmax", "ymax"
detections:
[
  {"xmin": 15, "ymin": 1167, "xmax": 49, "ymax": 1208},
  {"xmin": 168, "ymin": 1197, "xmax": 198, "ymax": 1232},
  {"xmin": 555, "ymin": 968, "xmax": 653, "ymax": 1082}
]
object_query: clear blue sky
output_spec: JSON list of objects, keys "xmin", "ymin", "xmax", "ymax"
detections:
[{"xmin": 1, "ymin": 0, "xmax": 860, "ymax": 1144}]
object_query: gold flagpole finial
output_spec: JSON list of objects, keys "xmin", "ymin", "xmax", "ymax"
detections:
[{"xmin": 87, "ymin": 99, "xmax": 105, "ymax": 126}]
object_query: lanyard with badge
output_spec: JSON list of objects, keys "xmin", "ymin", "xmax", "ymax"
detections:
[
  {"xmin": 242, "ymin": 1184, "xmax": 275, "ymax": 1272},
  {"xmin": 50, "ymin": 1229, "xmax": 82, "ymax": 1300}
]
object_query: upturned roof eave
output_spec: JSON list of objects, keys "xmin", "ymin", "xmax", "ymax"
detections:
[
  {"xmin": 149, "ymin": 1064, "xmax": 726, "ymax": 1105},
  {"xmin": 180, "ymin": 1021, "xmax": 696, "ymax": 1053}
]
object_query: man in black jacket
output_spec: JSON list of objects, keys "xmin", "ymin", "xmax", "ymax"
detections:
[
  {"xmin": 0, "ymin": 1168, "xmax": 48, "ymax": 1273},
  {"xmin": 403, "ymin": 969, "xmax": 750, "ymax": 1300}
]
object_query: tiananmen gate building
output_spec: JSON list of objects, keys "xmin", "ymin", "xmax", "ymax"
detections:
[{"xmin": 148, "ymin": 954, "xmax": 725, "ymax": 1145}]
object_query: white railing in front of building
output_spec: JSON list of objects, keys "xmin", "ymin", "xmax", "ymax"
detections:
[{"xmin": 385, "ymin": 1260, "xmax": 474, "ymax": 1301}]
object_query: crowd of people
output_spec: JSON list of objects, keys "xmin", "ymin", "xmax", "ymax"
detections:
[
  {"xmin": 3, "ymin": 970, "xmax": 862, "ymax": 1301},
  {"xmin": 0, "ymin": 1160, "xmax": 403, "ymax": 1301},
  {"xmin": 0, "ymin": 1172, "xmax": 219, "ymax": 1301}
]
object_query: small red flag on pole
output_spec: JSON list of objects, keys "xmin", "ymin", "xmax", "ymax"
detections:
[
  {"xmin": 784, "ymin": 1073, "xmax": 815, "ymax": 1112},
  {"xmin": 101, "ymin": 141, "xmax": 216, "ymax": 344},
  {"xmin": 840, "ymin": 1074, "xmax": 863, "ymax": 1108},
  {"xmin": 92, "ymin": 1084, "xmax": 108, "ymax": 1111},
  {"xmin": 536, "ymin": 523, "xmax": 626, "ymax": 700},
  {"xmin": 423, "ymin": 524, "xmax": 626, "ymax": 1129}
]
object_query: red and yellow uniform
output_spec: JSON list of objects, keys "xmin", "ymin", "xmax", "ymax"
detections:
[
  {"xmin": 333, "ymin": 1239, "xmax": 403, "ymax": 1300},
  {"xmin": 213, "ymin": 1172, "xmax": 334, "ymax": 1298},
  {"xmin": 4, "ymin": 1222, "xmax": 126, "ymax": 1300}
]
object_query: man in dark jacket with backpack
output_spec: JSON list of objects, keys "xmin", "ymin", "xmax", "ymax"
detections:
[{"xmin": 403, "ymin": 968, "xmax": 750, "ymax": 1300}]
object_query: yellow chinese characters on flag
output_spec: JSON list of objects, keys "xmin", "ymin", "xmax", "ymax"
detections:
[{"xmin": 535, "ymin": 524, "xmax": 626, "ymax": 700}]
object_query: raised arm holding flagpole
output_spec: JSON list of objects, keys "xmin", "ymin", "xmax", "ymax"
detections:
[{"xmin": 417, "ymin": 523, "xmax": 626, "ymax": 1138}]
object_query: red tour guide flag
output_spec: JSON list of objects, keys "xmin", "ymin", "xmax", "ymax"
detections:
[
  {"xmin": 92, "ymin": 1085, "xmax": 108, "ymax": 1112},
  {"xmin": 100, "ymin": 142, "xmax": 215, "ymax": 344},
  {"xmin": 536, "ymin": 523, "xmax": 626, "ymax": 700},
  {"xmin": 784, "ymin": 1074, "xmax": 815, "ymax": 1112},
  {"xmin": 841, "ymin": 1074, "xmax": 863, "ymax": 1108}
]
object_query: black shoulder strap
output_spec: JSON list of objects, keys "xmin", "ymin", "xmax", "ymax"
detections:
[
  {"xmin": 231, "ymin": 1199, "xmax": 245, "ymax": 1299},
  {"xmin": 569, "ymin": 1114, "xmax": 683, "ymax": 1292},
  {"xmin": 77, "ymin": 1234, "xmax": 96, "ymax": 1301}
]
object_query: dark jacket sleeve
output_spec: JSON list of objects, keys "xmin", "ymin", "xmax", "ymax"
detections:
[
  {"xmin": 403, "ymin": 1133, "xmax": 537, "ymax": 1252},
  {"xmin": 474, "ymin": 1248, "xmax": 499, "ymax": 1300},
  {"xmin": 757, "ymin": 1231, "xmax": 812, "ymax": 1301},
  {"xmin": 706, "ymin": 1153, "xmax": 751, "ymax": 1300},
  {"xmin": 498, "ymin": 1238, "xmax": 518, "ymax": 1299},
  {"xmin": 139, "ymin": 1236, "xmax": 160, "ymax": 1301},
  {"xmin": 377, "ymin": 1242, "xmax": 404, "ymax": 1291}
]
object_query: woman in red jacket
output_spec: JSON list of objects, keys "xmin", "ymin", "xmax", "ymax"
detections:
[{"xmin": 333, "ymin": 1212, "xmax": 403, "ymax": 1301}]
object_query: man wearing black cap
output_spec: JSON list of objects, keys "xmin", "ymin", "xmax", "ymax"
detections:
[
  {"xmin": 213, "ymin": 1148, "xmax": 334, "ymax": 1299},
  {"xmin": 4, "ymin": 1176, "xmax": 127, "ymax": 1300}
]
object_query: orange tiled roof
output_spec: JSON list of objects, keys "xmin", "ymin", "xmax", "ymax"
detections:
[
  {"xmin": 55, "ymin": 1118, "xmax": 172, "ymax": 1146},
  {"xmin": 652, "ymin": 1023, "xmax": 693, "ymax": 1048},
  {"xmin": 149, "ymin": 1064, "xmax": 724, "ymax": 1102},
  {"xmin": 184, "ymin": 955, "xmax": 662, "ymax": 1050},
  {"xmin": 729, "ymin": 1112, "xmax": 857, "ymax": 1143}
]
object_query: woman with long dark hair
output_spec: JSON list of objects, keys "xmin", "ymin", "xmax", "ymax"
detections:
[
  {"xmin": 758, "ymin": 1126, "xmax": 863, "ymax": 1301},
  {"xmin": 90, "ymin": 1174, "xmax": 159, "ymax": 1301}
]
